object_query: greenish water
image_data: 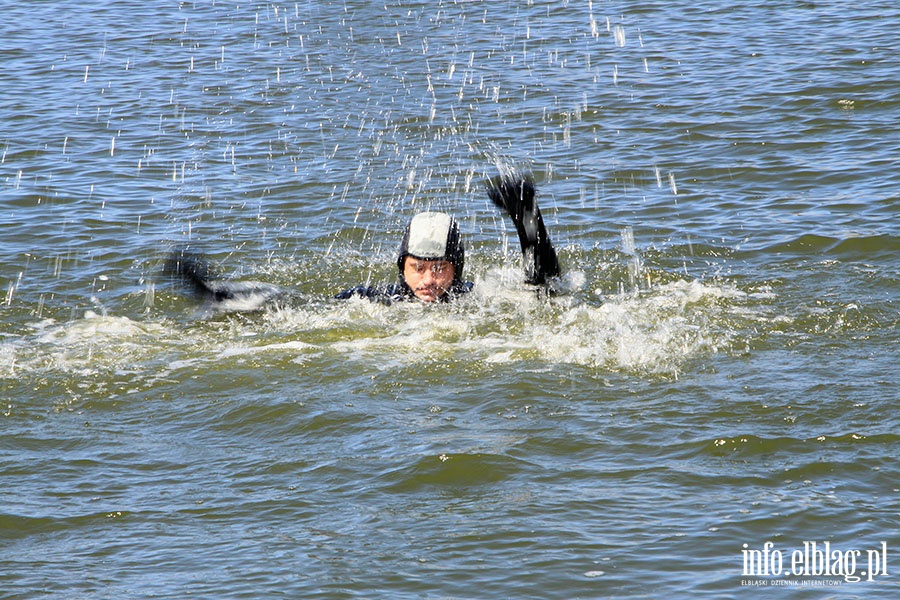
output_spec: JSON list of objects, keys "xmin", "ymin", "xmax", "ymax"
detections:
[{"xmin": 1, "ymin": 1, "xmax": 898, "ymax": 598}]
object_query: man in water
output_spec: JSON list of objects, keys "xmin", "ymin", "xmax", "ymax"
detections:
[
  {"xmin": 336, "ymin": 170, "xmax": 560, "ymax": 303},
  {"xmin": 335, "ymin": 211, "xmax": 473, "ymax": 303},
  {"xmin": 166, "ymin": 170, "xmax": 560, "ymax": 308}
]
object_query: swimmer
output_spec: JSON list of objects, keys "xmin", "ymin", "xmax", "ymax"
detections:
[
  {"xmin": 165, "ymin": 169, "xmax": 560, "ymax": 309},
  {"xmin": 334, "ymin": 211, "xmax": 472, "ymax": 303}
]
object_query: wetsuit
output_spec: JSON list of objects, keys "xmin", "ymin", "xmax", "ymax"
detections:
[{"xmin": 335, "ymin": 281, "xmax": 473, "ymax": 304}]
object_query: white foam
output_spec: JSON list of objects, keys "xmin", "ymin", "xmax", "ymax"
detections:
[
  {"xmin": 2, "ymin": 275, "xmax": 755, "ymax": 380},
  {"xmin": 217, "ymin": 340, "xmax": 315, "ymax": 358},
  {"xmin": 265, "ymin": 275, "xmax": 751, "ymax": 376}
]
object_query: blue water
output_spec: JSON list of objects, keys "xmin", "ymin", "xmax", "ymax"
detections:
[{"xmin": 1, "ymin": 1, "xmax": 898, "ymax": 598}]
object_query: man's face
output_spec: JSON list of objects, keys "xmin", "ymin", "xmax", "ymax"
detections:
[{"xmin": 403, "ymin": 256, "xmax": 455, "ymax": 302}]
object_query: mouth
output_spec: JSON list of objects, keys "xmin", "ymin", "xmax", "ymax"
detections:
[{"xmin": 414, "ymin": 287, "xmax": 442, "ymax": 301}]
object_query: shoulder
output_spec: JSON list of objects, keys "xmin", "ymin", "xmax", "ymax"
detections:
[
  {"xmin": 335, "ymin": 284, "xmax": 408, "ymax": 303},
  {"xmin": 438, "ymin": 281, "xmax": 474, "ymax": 302},
  {"xmin": 451, "ymin": 281, "xmax": 474, "ymax": 296}
]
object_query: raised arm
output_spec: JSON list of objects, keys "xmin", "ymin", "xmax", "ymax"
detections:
[{"xmin": 486, "ymin": 171, "xmax": 561, "ymax": 286}]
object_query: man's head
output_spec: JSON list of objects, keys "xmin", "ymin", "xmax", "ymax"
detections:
[{"xmin": 397, "ymin": 212, "xmax": 465, "ymax": 302}]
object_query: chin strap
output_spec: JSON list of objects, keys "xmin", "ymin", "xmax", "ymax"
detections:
[{"xmin": 486, "ymin": 171, "xmax": 560, "ymax": 285}]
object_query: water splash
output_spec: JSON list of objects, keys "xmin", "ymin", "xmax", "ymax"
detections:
[
  {"xmin": 1, "ymin": 266, "xmax": 756, "ymax": 385},
  {"xmin": 619, "ymin": 226, "xmax": 643, "ymax": 293}
]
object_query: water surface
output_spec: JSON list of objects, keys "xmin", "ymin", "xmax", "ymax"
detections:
[{"xmin": 1, "ymin": 1, "xmax": 898, "ymax": 597}]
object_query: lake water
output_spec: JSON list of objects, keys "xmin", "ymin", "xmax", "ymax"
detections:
[{"xmin": 1, "ymin": 0, "xmax": 898, "ymax": 597}]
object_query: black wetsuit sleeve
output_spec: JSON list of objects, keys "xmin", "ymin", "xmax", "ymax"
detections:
[
  {"xmin": 163, "ymin": 248, "xmax": 283, "ymax": 311},
  {"xmin": 486, "ymin": 172, "xmax": 560, "ymax": 285},
  {"xmin": 164, "ymin": 249, "xmax": 221, "ymax": 298}
]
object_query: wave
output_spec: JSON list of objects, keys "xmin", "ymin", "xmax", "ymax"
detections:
[
  {"xmin": 703, "ymin": 432, "xmax": 900, "ymax": 457},
  {"xmin": 380, "ymin": 452, "xmax": 538, "ymax": 492},
  {"xmin": 747, "ymin": 233, "xmax": 900, "ymax": 261},
  {"xmin": 0, "ymin": 510, "xmax": 129, "ymax": 541}
]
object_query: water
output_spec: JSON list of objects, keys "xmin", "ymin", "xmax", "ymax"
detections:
[{"xmin": 1, "ymin": 0, "xmax": 898, "ymax": 597}]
